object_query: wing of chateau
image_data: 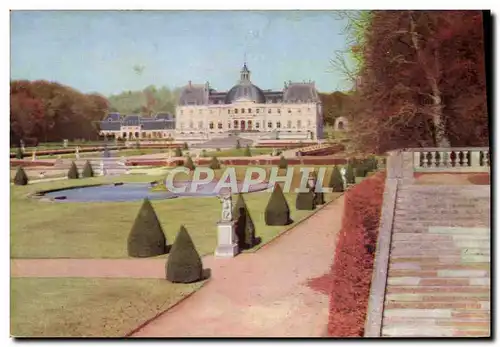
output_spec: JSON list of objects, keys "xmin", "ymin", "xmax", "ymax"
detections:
[{"xmin": 99, "ymin": 63, "xmax": 324, "ymax": 142}]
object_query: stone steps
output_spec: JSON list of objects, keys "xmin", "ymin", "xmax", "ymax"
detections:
[{"xmin": 380, "ymin": 183, "xmax": 491, "ymax": 337}]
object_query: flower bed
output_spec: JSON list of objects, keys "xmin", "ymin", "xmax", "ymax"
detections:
[
  {"xmin": 327, "ymin": 172, "xmax": 386, "ymax": 337},
  {"xmin": 10, "ymin": 160, "xmax": 55, "ymax": 167}
]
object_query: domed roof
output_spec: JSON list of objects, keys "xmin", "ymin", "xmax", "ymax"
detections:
[
  {"xmin": 224, "ymin": 82, "xmax": 266, "ymax": 104},
  {"xmin": 224, "ymin": 63, "xmax": 267, "ymax": 104}
]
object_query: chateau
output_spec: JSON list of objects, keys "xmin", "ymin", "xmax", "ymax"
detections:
[{"xmin": 99, "ymin": 63, "xmax": 324, "ymax": 142}]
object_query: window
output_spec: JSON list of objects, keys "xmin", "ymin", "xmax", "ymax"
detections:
[
  {"xmin": 189, "ymin": 121, "xmax": 194, "ymax": 128},
  {"xmin": 256, "ymin": 109, "xmax": 260, "ymax": 113},
  {"xmin": 122, "ymin": 132, "xmax": 126, "ymax": 138},
  {"xmin": 235, "ymin": 109, "xmax": 238, "ymax": 114},
  {"xmin": 307, "ymin": 120, "xmax": 312, "ymax": 127},
  {"xmin": 287, "ymin": 120, "xmax": 292, "ymax": 128},
  {"xmin": 297, "ymin": 120, "xmax": 302, "ymax": 128},
  {"xmin": 135, "ymin": 132, "xmax": 139, "ymax": 138},
  {"xmin": 268, "ymin": 109, "xmax": 271, "ymax": 114},
  {"xmin": 248, "ymin": 108, "xmax": 251, "ymax": 113},
  {"xmin": 234, "ymin": 120, "xmax": 239, "ymax": 128},
  {"xmin": 288, "ymin": 109, "xmax": 292, "ymax": 113},
  {"xmin": 210, "ymin": 109, "xmax": 213, "ymax": 114},
  {"xmin": 278, "ymin": 109, "xmax": 281, "ymax": 114},
  {"xmin": 218, "ymin": 122, "xmax": 223, "ymax": 129},
  {"xmin": 298, "ymin": 109, "xmax": 301, "ymax": 113},
  {"xmin": 198, "ymin": 121, "xmax": 203, "ymax": 129},
  {"xmin": 337, "ymin": 121, "xmax": 344, "ymax": 130},
  {"xmin": 180, "ymin": 122, "xmax": 184, "ymax": 129},
  {"xmin": 199, "ymin": 109, "xmax": 202, "ymax": 114},
  {"xmin": 276, "ymin": 122, "xmax": 281, "ymax": 128},
  {"xmin": 228, "ymin": 109, "xmax": 231, "ymax": 114},
  {"xmin": 256, "ymin": 122, "xmax": 260, "ymax": 128},
  {"xmin": 268, "ymin": 121, "xmax": 272, "ymax": 128},
  {"xmin": 209, "ymin": 122, "xmax": 214, "ymax": 129},
  {"xmin": 228, "ymin": 122, "xmax": 231, "ymax": 129},
  {"xmin": 241, "ymin": 108, "xmax": 245, "ymax": 114}
]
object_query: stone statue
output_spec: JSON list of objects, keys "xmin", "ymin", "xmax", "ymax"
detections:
[
  {"xmin": 218, "ymin": 192, "xmax": 233, "ymax": 222},
  {"xmin": 31, "ymin": 147, "xmax": 37, "ymax": 162},
  {"xmin": 75, "ymin": 146, "xmax": 80, "ymax": 160},
  {"xmin": 100, "ymin": 160, "xmax": 105, "ymax": 176},
  {"xmin": 340, "ymin": 167, "xmax": 347, "ymax": 189}
]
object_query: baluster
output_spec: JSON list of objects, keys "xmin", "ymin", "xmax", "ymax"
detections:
[
  {"xmin": 434, "ymin": 151, "xmax": 441, "ymax": 167},
  {"xmin": 479, "ymin": 151, "xmax": 484, "ymax": 166},
  {"xmin": 414, "ymin": 151, "xmax": 422, "ymax": 168},
  {"xmin": 458, "ymin": 151, "xmax": 464, "ymax": 167},
  {"xmin": 487, "ymin": 150, "xmax": 490, "ymax": 166},
  {"xmin": 442, "ymin": 150, "xmax": 450, "ymax": 167},
  {"xmin": 465, "ymin": 151, "xmax": 471, "ymax": 166},
  {"xmin": 424, "ymin": 151, "xmax": 431, "ymax": 167},
  {"xmin": 450, "ymin": 151, "xmax": 456, "ymax": 167}
]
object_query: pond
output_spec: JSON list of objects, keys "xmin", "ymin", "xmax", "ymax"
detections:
[{"xmin": 40, "ymin": 181, "xmax": 269, "ymax": 203}]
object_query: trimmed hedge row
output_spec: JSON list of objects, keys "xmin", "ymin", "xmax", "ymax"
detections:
[
  {"xmin": 10, "ymin": 160, "xmax": 55, "ymax": 167},
  {"xmin": 9, "ymin": 145, "xmax": 128, "ymax": 158},
  {"xmin": 327, "ymin": 172, "xmax": 386, "ymax": 337}
]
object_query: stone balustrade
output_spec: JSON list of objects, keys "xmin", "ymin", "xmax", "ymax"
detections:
[{"xmin": 408, "ymin": 147, "xmax": 490, "ymax": 173}]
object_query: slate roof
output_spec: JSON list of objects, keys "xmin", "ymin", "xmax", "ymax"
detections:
[
  {"xmin": 178, "ymin": 83, "xmax": 209, "ymax": 105},
  {"xmin": 283, "ymin": 83, "xmax": 319, "ymax": 103}
]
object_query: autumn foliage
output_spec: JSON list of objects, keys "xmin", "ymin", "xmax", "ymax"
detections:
[
  {"xmin": 327, "ymin": 172, "xmax": 385, "ymax": 337},
  {"xmin": 10, "ymin": 80, "xmax": 109, "ymax": 146},
  {"xmin": 348, "ymin": 11, "xmax": 489, "ymax": 153}
]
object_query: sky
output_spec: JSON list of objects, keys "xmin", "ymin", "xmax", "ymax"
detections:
[{"xmin": 10, "ymin": 10, "xmax": 353, "ymax": 96}]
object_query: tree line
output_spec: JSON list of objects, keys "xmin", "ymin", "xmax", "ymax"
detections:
[
  {"xmin": 337, "ymin": 10, "xmax": 489, "ymax": 153},
  {"xmin": 10, "ymin": 80, "xmax": 109, "ymax": 146}
]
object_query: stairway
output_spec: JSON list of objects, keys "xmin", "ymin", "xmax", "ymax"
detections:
[{"xmin": 381, "ymin": 184, "xmax": 491, "ymax": 337}]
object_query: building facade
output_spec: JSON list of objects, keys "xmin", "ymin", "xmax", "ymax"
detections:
[
  {"xmin": 99, "ymin": 63, "xmax": 324, "ymax": 141},
  {"xmin": 175, "ymin": 63, "xmax": 323, "ymax": 140}
]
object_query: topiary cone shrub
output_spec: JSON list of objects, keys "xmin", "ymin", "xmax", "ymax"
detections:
[
  {"xmin": 278, "ymin": 155, "xmax": 288, "ymax": 169},
  {"xmin": 14, "ymin": 166, "xmax": 28, "ymax": 185},
  {"xmin": 16, "ymin": 147, "xmax": 24, "ymax": 160},
  {"xmin": 183, "ymin": 142, "xmax": 189, "ymax": 150},
  {"xmin": 244, "ymin": 145, "xmax": 252, "ymax": 157},
  {"xmin": 329, "ymin": 166, "xmax": 344, "ymax": 192},
  {"xmin": 128, "ymin": 198, "xmax": 167, "ymax": 258},
  {"xmin": 235, "ymin": 139, "xmax": 241, "ymax": 149},
  {"xmin": 233, "ymin": 194, "xmax": 256, "ymax": 249},
  {"xmin": 345, "ymin": 162, "xmax": 356, "ymax": 185},
  {"xmin": 209, "ymin": 156, "xmax": 221, "ymax": 170},
  {"xmin": 184, "ymin": 156, "xmax": 195, "ymax": 171},
  {"xmin": 67, "ymin": 161, "xmax": 79, "ymax": 179},
  {"xmin": 166, "ymin": 225, "xmax": 203, "ymax": 283},
  {"xmin": 327, "ymin": 172, "xmax": 385, "ymax": 337},
  {"xmin": 265, "ymin": 183, "xmax": 292, "ymax": 226},
  {"xmin": 296, "ymin": 187, "xmax": 316, "ymax": 210},
  {"xmin": 175, "ymin": 147, "xmax": 183, "ymax": 157},
  {"xmin": 82, "ymin": 160, "xmax": 94, "ymax": 178}
]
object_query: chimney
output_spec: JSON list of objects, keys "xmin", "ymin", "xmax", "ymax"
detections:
[{"xmin": 188, "ymin": 80, "xmax": 192, "ymax": 88}]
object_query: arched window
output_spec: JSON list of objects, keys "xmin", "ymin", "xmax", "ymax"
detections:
[
  {"xmin": 248, "ymin": 108, "xmax": 252, "ymax": 113},
  {"xmin": 135, "ymin": 132, "xmax": 139, "ymax": 138},
  {"xmin": 287, "ymin": 120, "xmax": 292, "ymax": 128},
  {"xmin": 247, "ymin": 120, "xmax": 252, "ymax": 130},
  {"xmin": 241, "ymin": 108, "xmax": 245, "ymax": 114},
  {"xmin": 276, "ymin": 122, "xmax": 281, "ymax": 128},
  {"xmin": 337, "ymin": 121, "xmax": 344, "ymax": 130},
  {"xmin": 209, "ymin": 122, "xmax": 214, "ymax": 129},
  {"xmin": 256, "ymin": 122, "xmax": 260, "ymax": 129},
  {"xmin": 268, "ymin": 109, "xmax": 271, "ymax": 114},
  {"xmin": 297, "ymin": 120, "xmax": 302, "ymax": 128},
  {"xmin": 235, "ymin": 109, "xmax": 238, "ymax": 114},
  {"xmin": 122, "ymin": 132, "xmax": 127, "ymax": 138},
  {"xmin": 234, "ymin": 120, "xmax": 239, "ymax": 128},
  {"xmin": 268, "ymin": 121, "xmax": 272, "ymax": 128},
  {"xmin": 218, "ymin": 122, "xmax": 223, "ymax": 129}
]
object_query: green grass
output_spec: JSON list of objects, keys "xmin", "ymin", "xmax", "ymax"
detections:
[
  {"xmin": 11, "ymin": 277, "xmax": 203, "ymax": 337},
  {"xmin": 10, "ymin": 168, "xmax": 343, "ymax": 259}
]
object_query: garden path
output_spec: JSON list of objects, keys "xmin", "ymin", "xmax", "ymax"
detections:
[{"xmin": 11, "ymin": 196, "xmax": 345, "ymax": 337}]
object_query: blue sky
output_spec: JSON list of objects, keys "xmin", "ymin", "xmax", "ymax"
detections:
[{"xmin": 10, "ymin": 10, "xmax": 352, "ymax": 96}]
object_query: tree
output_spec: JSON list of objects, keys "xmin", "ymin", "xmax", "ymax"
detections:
[
  {"xmin": 278, "ymin": 156, "xmax": 288, "ymax": 169},
  {"xmin": 166, "ymin": 225, "xmax": 203, "ymax": 283},
  {"xmin": 329, "ymin": 166, "xmax": 344, "ymax": 192},
  {"xmin": 67, "ymin": 161, "xmax": 79, "ymax": 179},
  {"xmin": 14, "ymin": 166, "xmax": 28, "ymax": 186},
  {"xmin": 183, "ymin": 142, "xmax": 189, "ymax": 150},
  {"xmin": 209, "ymin": 156, "xmax": 221, "ymax": 170},
  {"xmin": 244, "ymin": 145, "xmax": 252, "ymax": 157},
  {"xmin": 349, "ymin": 11, "xmax": 488, "ymax": 153},
  {"xmin": 232, "ymin": 194, "xmax": 256, "ymax": 249},
  {"xmin": 15, "ymin": 147, "xmax": 24, "ymax": 160},
  {"xmin": 184, "ymin": 156, "xmax": 195, "ymax": 171},
  {"xmin": 128, "ymin": 198, "xmax": 167, "ymax": 258},
  {"xmin": 345, "ymin": 163, "xmax": 356, "ymax": 185},
  {"xmin": 265, "ymin": 183, "xmax": 292, "ymax": 226},
  {"xmin": 235, "ymin": 139, "xmax": 241, "ymax": 149},
  {"xmin": 82, "ymin": 160, "xmax": 94, "ymax": 178},
  {"xmin": 175, "ymin": 147, "xmax": 183, "ymax": 157}
]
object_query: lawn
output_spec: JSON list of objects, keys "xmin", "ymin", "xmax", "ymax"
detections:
[
  {"xmin": 11, "ymin": 277, "xmax": 204, "ymax": 337},
  {"xmin": 10, "ymin": 168, "xmax": 343, "ymax": 259},
  {"xmin": 204, "ymin": 148, "xmax": 274, "ymax": 157}
]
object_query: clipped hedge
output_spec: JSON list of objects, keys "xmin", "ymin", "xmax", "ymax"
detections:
[
  {"xmin": 128, "ymin": 198, "xmax": 167, "ymax": 258},
  {"xmin": 175, "ymin": 147, "xmax": 183, "ymax": 157},
  {"xmin": 264, "ymin": 183, "xmax": 292, "ymax": 226},
  {"xmin": 327, "ymin": 172, "xmax": 385, "ymax": 337},
  {"xmin": 209, "ymin": 156, "xmax": 221, "ymax": 170},
  {"xmin": 232, "ymin": 194, "xmax": 256, "ymax": 250},
  {"xmin": 184, "ymin": 156, "xmax": 195, "ymax": 171},
  {"xmin": 329, "ymin": 165, "xmax": 344, "ymax": 192},
  {"xmin": 166, "ymin": 225, "xmax": 203, "ymax": 283},
  {"xmin": 278, "ymin": 156, "xmax": 288, "ymax": 169},
  {"xmin": 67, "ymin": 161, "xmax": 79, "ymax": 179},
  {"xmin": 82, "ymin": 160, "xmax": 94, "ymax": 178},
  {"xmin": 244, "ymin": 145, "xmax": 252, "ymax": 157},
  {"xmin": 16, "ymin": 147, "xmax": 24, "ymax": 160}
]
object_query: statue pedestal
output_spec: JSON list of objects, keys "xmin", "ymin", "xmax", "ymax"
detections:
[{"xmin": 215, "ymin": 221, "xmax": 238, "ymax": 258}]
